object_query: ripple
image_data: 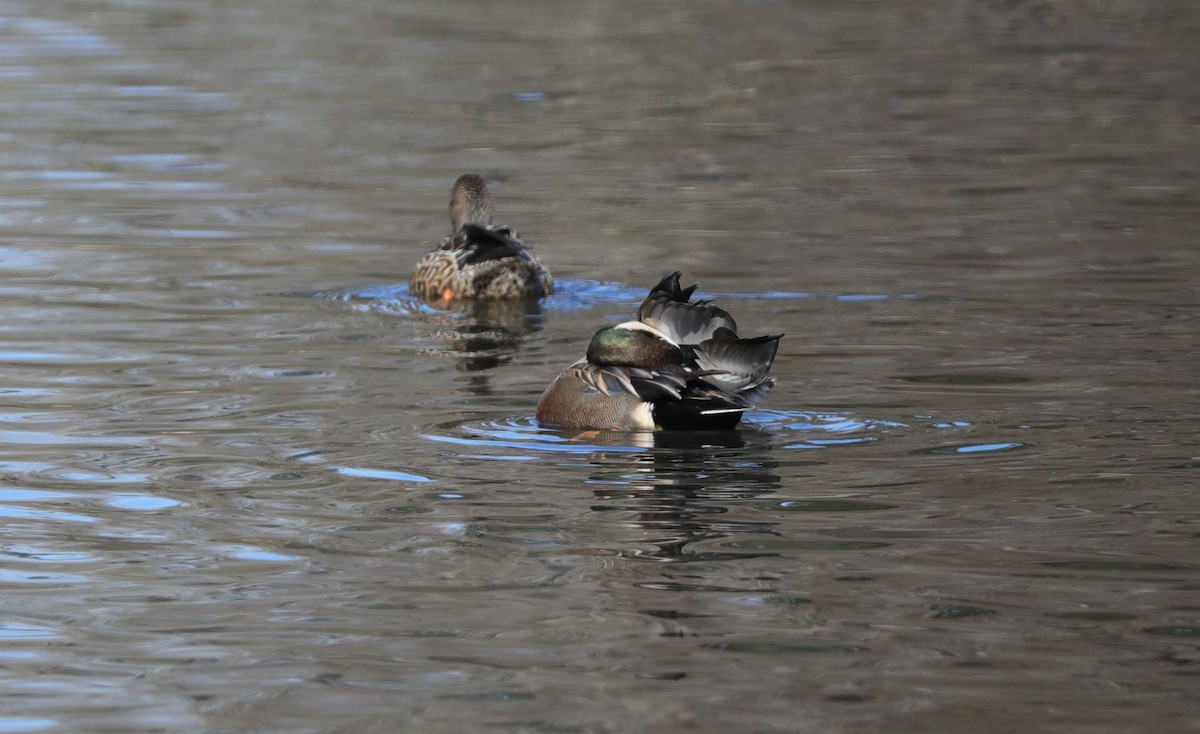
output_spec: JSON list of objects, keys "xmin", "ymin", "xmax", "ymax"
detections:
[
  {"xmin": 1141, "ymin": 625, "xmax": 1198, "ymax": 637},
  {"xmin": 435, "ymin": 691, "xmax": 536, "ymax": 702},
  {"xmin": 306, "ymin": 278, "xmax": 647, "ymax": 314},
  {"xmin": 0, "ymin": 350, "xmax": 77, "ymax": 362},
  {"xmin": 334, "ymin": 466, "xmax": 433, "ymax": 483},
  {"xmin": 930, "ymin": 603, "xmax": 998, "ymax": 619},
  {"xmin": 635, "ymin": 581, "xmax": 765, "ymax": 593},
  {"xmin": 220, "ymin": 545, "xmax": 304, "ymax": 563},
  {"xmin": 111, "ymin": 392, "xmax": 252, "ymax": 420},
  {"xmin": 915, "ymin": 441, "xmax": 1027, "ymax": 455},
  {"xmin": 0, "ymin": 16, "xmax": 118, "ymax": 55},
  {"xmin": 1044, "ymin": 611, "xmax": 1137, "ymax": 622},
  {"xmin": 794, "ymin": 436, "xmax": 879, "ymax": 449},
  {"xmin": 542, "ymin": 279, "xmax": 648, "ymax": 310},
  {"xmin": 106, "ymin": 494, "xmax": 182, "ymax": 511},
  {"xmin": 747, "ymin": 409, "xmax": 906, "ymax": 433},
  {"xmin": 0, "ymin": 246, "xmax": 54, "ymax": 271},
  {"xmin": 714, "ymin": 290, "xmax": 917, "ymax": 302},
  {"xmin": 1, "ymin": 546, "xmax": 94, "ymax": 563},
  {"xmin": 289, "ymin": 451, "xmax": 434, "ymax": 483},
  {"xmin": 0, "ymin": 624, "xmax": 58, "ymax": 641},
  {"xmin": 755, "ymin": 499, "xmax": 896, "ymax": 512},
  {"xmin": 0, "ymin": 488, "xmax": 76, "ymax": 502},
  {"xmin": 54, "ymin": 181, "xmax": 227, "ymax": 194},
  {"xmin": 0, "ymin": 429, "xmax": 143, "ymax": 447},
  {"xmin": 304, "ymin": 284, "xmax": 444, "ymax": 316},
  {"xmin": 258, "ymin": 368, "xmax": 334, "ymax": 379},
  {"xmin": 0, "ymin": 505, "xmax": 95, "ymax": 524},
  {"xmin": 421, "ymin": 417, "xmax": 647, "ymax": 457},
  {"xmin": 110, "ymin": 153, "xmax": 223, "ymax": 172},
  {"xmin": 1043, "ymin": 560, "xmax": 1185, "ymax": 572},
  {"xmin": 707, "ymin": 641, "xmax": 866, "ymax": 654},
  {"xmin": 116, "ymin": 86, "xmax": 232, "ymax": 107},
  {"xmin": 51, "ymin": 469, "xmax": 150, "ymax": 484},
  {"xmin": 1, "ymin": 169, "xmax": 110, "ymax": 182},
  {"xmin": 0, "ymin": 719, "xmax": 58, "ymax": 733},
  {"xmin": 421, "ymin": 410, "xmax": 910, "ymax": 460},
  {"xmin": 0, "ymin": 568, "xmax": 90, "ymax": 583},
  {"xmin": 746, "ymin": 409, "xmax": 905, "ymax": 450},
  {"xmin": 894, "ymin": 374, "xmax": 1034, "ymax": 385},
  {"xmin": 723, "ymin": 539, "xmax": 891, "ymax": 551}
]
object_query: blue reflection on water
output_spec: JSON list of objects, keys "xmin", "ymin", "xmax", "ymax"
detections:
[
  {"xmin": 422, "ymin": 430, "xmax": 645, "ymax": 455},
  {"xmin": 0, "ymin": 718, "xmax": 58, "ymax": 733},
  {"xmin": 311, "ymin": 279, "xmax": 647, "ymax": 314},
  {"xmin": 334, "ymin": 466, "xmax": 433, "ymax": 483},
  {"xmin": 954, "ymin": 442, "xmax": 1024, "ymax": 454}
]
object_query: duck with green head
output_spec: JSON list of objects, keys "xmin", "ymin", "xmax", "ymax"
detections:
[
  {"xmin": 536, "ymin": 272, "xmax": 782, "ymax": 431},
  {"xmin": 409, "ymin": 174, "xmax": 553, "ymax": 303}
]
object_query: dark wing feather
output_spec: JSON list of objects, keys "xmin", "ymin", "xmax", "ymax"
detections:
[
  {"xmin": 681, "ymin": 379, "xmax": 754, "ymax": 408},
  {"xmin": 651, "ymin": 379, "xmax": 753, "ymax": 431},
  {"xmin": 447, "ymin": 223, "xmax": 530, "ymax": 267},
  {"xmin": 692, "ymin": 329, "xmax": 783, "ymax": 395},
  {"xmin": 569, "ymin": 362, "xmax": 688, "ymax": 401},
  {"xmin": 637, "ymin": 272, "xmax": 737, "ymax": 344},
  {"xmin": 736, "ymin": 377, "xmax": 776, "ymax": 407}
]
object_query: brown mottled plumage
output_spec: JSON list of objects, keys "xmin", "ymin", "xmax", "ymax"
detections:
[
  {"xmin": 409, "ymin": 174, "xmax": 553, "ymax": 302},
  {"xmin": 536, "ymin": 272, "xmax": 782, "ymax": 431}
]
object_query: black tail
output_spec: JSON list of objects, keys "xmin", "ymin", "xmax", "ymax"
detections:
[{"xmin": 692, "ymin": 328, "xmax": 782, "ymax": 400}]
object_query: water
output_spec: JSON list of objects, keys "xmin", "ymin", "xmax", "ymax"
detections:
[{"xmin": 1, "ymin": 1, "xmax": 1197, "ymax": 731}]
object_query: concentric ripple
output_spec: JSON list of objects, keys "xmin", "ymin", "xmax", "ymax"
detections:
[
  {"xmin": 744, "ymin": 409, "xmax": 907, "ymax": 450},
  {"xmin": 421, "ymin": 417, "xmax": 648, "ymax": 457},
  {"xmin": 300, "ymin": 278, "xmax": 646, "ymax": 315},
  {"xmin": 416, "ymin": 409, "xmax": 913, "ymax": 461},
  {"xmin": 415, "ymin": 409, "xmax": 1026, "ymax": 464}
]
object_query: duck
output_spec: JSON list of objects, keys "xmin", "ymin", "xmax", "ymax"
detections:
[
  {"xmin": 536, "ymin": 272, "xmax": 782, "ymax": 431},
  {"xmin": 409, "ymin": 174, "xmax": 553, "ymax": 302}
]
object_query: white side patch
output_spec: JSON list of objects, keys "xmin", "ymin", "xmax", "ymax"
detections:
[
  {"xmin": 616, "ymin": 321, "xmax": 675, "ymax": 344},
  {"xmin": 632, "ymin": 402, "xmax": 658, "ymax": 430},
  {"xmin": 699, "ymin": 408, "xmax": 748, "ymax": 415}
]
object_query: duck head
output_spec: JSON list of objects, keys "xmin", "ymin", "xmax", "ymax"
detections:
[
  {"xmin": 449, "ymin": 174, "xmax": 494, "ymax": 232},
  {"xmin": 585, "ymin": 323, "xmax": 684, "ymax": 370}
]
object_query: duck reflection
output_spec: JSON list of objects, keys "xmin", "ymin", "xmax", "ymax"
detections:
[
  {"xmin": 406, "ymin": 173, "xmax": 551, "ymax": 377},
  {"xmin": 422, "ymin": 297, "xmax": 544, "ymax": 374},
  {"xmin": 585, "ymin": 429, "xmax": 782, "ymax": 562}
]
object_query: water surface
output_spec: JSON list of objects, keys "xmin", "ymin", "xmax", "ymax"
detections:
[{"xmin": 0, "ymin": 1, "xmax": 1197, "ymax": 732}]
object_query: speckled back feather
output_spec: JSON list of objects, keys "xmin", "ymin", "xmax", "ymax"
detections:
[{"xmin": 409, "ymin": 174, "xmax": 553, "ymax": 302}]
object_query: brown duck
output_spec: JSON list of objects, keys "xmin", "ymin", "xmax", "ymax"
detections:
[
  {"xmin": 409, "ymin": 174, "xmax": 553, "ymax": 302},
  {"xmin": 536, "ymin": 272, "xmax": 782, "ymax": 431}
]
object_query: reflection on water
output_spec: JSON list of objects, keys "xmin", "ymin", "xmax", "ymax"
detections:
[
  {"xmin": 419, "ymin": 407, "xmax": 907, "ymax": 460},
  {"xmin": 311, "ymin": 278, "xmax": 646, "ymax": 314},
  {"xmin": 416, "ymin": 414, "xmax": 915, "ymax": 569},
  {"xmin": 586, "ymin": 432, "xmax": 784, "ymax": 563},
  {"xmin": 306, "ymin": 278, "xmax": 646, "ymax": 373},
  {"xmin": 0, "ymin": 0, "xmax": 1197, "ymax": 731}
]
